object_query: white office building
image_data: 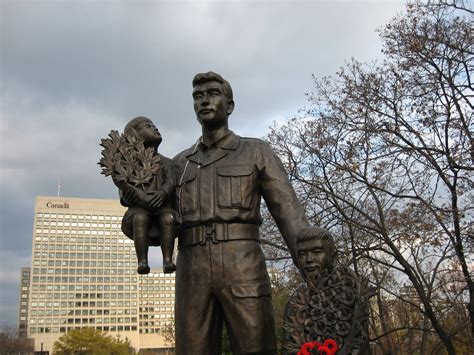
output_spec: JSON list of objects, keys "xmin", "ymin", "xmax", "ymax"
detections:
[{"xmin": 25, "ymin": 196, "xmax": 175, "ymax": 353}]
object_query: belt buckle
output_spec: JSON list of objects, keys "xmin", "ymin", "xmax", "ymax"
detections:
[
  {"xmin": 200, "ymin": 224, "xmax": 216, "ymax": 245},
  {"xmin": 204, "ymin": 224, "xmax": 219, "ymax": 244}
]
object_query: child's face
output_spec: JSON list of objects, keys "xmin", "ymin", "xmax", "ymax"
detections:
[
  {"xmin": 297, "ymin": 238, "xmax": 332, "ymax": 282},
  {"xmin": 136, "ymin": 120, "xmax": 162, "ymax": 146}
]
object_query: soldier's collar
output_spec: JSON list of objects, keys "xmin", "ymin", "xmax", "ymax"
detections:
[
  {"xmin": 186, "ymin": 130, "xmax": 240, "ymax": 157},
  {"xmin": 217, "ymin": 130, "xmax": 240, "ymax": 150}
]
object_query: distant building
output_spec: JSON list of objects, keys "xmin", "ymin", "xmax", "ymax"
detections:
[
  {"xmin": 399, "ymin": 285, "xmax": 421, "ymax": 306},
  {"xmin": 25, "ymin": 196, "xmax": 175, "ymax": 353},
  {"xmin": 17, "ymin": 267, "xmax": 31, "ymax": 337}
]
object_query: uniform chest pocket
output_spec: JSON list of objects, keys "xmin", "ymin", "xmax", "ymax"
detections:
[
  {"xmin": 217, "ymin": 165, "xmax": 255, "ymax": 210},
  {"xmin": 177, "ymin": 165, "xmax": 198, "ymax": 215}
]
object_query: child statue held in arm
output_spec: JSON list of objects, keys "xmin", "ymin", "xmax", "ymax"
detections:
[{"xmin": 102, "ymin": 116, "xmax": 179, "ymax": 275}]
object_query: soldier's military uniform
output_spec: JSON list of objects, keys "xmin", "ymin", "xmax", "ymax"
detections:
[{"xmin": 172, "ymin": 130, "xmax": 308, "ymax": 355}]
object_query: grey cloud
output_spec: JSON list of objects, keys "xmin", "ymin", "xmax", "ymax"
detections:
[{"xmin": 2, "ymin": 1, "xmax": 403, "ymax": 125}]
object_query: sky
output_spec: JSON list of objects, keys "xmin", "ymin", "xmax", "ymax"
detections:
[{"xmin": 0, "ymin": 0, "xmax": 406, "ymax": 326}]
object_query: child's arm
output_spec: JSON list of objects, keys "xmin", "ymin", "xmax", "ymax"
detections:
[
  {"xmin": 148, "ymin": 156, "xmax": 174, "ymax": 209},
  {"xmin": 113, "ymin": 177, "xmax": 149, "ymax": 209},
  {"xmin": 160, "ymin": 157, "xmax": 174, "ymax": 198}
]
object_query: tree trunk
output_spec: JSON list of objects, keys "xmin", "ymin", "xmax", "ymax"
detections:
[{"xmin": 420, "ymin": 313, "xmax": 431, "ymax": 355}]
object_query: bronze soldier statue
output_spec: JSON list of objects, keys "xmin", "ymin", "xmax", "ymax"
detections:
[{"xmin": 172, "ymin": 72, "xmax": 324, "ymax": 354}]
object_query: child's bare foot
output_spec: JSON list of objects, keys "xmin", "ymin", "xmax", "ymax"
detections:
[
  {"xmin": 163, "ymin": 261, "xmax": 176, "ymax": 274},
  {"xmin": 137, "ymin": 262, "xmax": 150, "ymax": 274}
]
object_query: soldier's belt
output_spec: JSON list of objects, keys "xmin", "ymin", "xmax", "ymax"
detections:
[{"xmin": 178, "ymin": 223, "xmax": 260, "ymax": 249}]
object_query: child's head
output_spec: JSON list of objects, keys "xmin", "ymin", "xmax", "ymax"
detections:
[
  {"xmin": 297, "ymin": 227, "xmax": 336, "ymax": 283},
  {"xmin": 125, "ymin": 116, "xmax": 162, "ymax": 147}
]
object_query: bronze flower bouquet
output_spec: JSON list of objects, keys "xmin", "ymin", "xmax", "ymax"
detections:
[{"xmin": 98, "ymin": 130, "xmax": 161, "ymax": 196}]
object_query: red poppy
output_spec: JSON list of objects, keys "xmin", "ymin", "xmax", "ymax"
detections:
[{"xmin": 298, "ymin": 339, "xmax": 338, "ymax": 355}]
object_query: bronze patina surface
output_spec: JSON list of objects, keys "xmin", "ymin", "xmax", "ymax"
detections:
[
  {"xmin": 172, "ymin": 72, "xmax": 314, "ymax": 355},
  {"xmin": 99, "ymin": 117, "xmax": 179, "ymax": 275},
  {"xmin": 283, "ymin": 227, "xmax": 375, "ymax": 354}
]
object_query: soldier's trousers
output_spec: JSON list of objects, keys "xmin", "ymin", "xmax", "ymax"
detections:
[{"xmin": 175, "ymin": 239, "xmax": 277, "ymax": 355}]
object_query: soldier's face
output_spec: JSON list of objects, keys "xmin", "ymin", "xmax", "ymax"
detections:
[
  {"xmin": 297, "ymin": 239, "xmax": 333, "ymax": 282},
  {"xmin": 193, "ymin": 81, "xmax": 234, "ymax": 128}
]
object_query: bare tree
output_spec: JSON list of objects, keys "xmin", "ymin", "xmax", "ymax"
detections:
[
  {"xmin": 0, "ymin": 324, "xmax": 34, "ymax": 354},
  {"xmin": 162, "ymin": 316, "xmax": 175, "ymax": 349},
  {"xmin": 266, "ymin": 1, "xmax": 472, "ymax": 353}
]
